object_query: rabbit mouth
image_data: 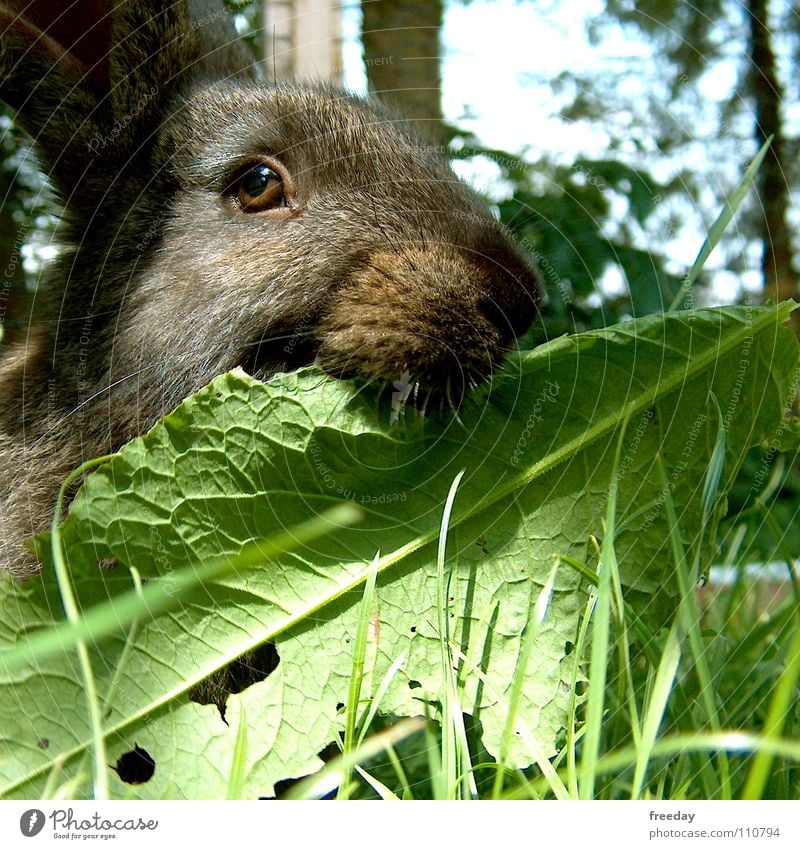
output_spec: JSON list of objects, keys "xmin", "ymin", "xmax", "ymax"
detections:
[
  {"xmin": 239, "ymin": 328, "xmax": 319, "ymax": 382},
  {"xmin": 238, "ymin": 322, "xmax": 496, "ymax": 413}
]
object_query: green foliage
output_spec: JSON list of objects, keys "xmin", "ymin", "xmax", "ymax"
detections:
[
  {"xmin": 452, "ymin": 140, "xmax": 684, "ymax": 333},
  {"xmin": 0, "ymin": 304, "xmax": 796, "ymax": 799}
]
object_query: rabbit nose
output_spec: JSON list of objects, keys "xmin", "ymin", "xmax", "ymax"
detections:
[
  {"xmin": 314, "ymin": 245, "xmax": 540, "ymax": 400},
  {"xmin": 476, "ymin": 290, "xmax": 535, "ymax": 341}
]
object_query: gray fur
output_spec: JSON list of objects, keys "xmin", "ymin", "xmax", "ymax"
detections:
[{"xmin": 0, "ymin": 1, "xmax": 541, "ymax": 578}]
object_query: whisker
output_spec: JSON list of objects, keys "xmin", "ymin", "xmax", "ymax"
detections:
[{"xmin": 445, "ymin": 377, "xmax": 465, "ymax": 428}]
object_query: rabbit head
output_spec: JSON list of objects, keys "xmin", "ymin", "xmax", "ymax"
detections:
[{"xmin": 0, "ymin": 0, "xmax": 542, "ymax": 577}]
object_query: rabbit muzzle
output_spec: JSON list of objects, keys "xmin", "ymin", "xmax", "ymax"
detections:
[{"xmin": 313, "ymin": 245, "xmax": 538, "ymax": 406}]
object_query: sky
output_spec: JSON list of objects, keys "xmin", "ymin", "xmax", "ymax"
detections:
[
  {"xmin": 343, "ymin": 0, "xmax": 613, "ymax": 158},
  {"xmin": 341, "ymin": 0, "xmax": 772, "ymax": 303}
]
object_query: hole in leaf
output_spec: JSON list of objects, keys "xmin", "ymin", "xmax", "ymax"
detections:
[
  {"xmin": 271, "ymin": 743, "xmax": 340, "ymax": 799},
  {"xmin": 112, "ymin": 744, "xmax": 155, "ymax": 785},
  {"xmin": 318, "ymin": 742, "xmax": 339, "ymax": 762},
  {"xmin": 272, "ymin": 777, "xmax": 296, "ymax": 798},
  {"xmin": 190, "ymin": 642, "xmax": 280, "ymax": 719},
  {"xmin": 410, "ymin": 626, "xmax": 417, "ymax": 633},
  {"xmin": 564, "ymin": 640, "xmax": 574, "ymax": 656},
  {"xmin": 575, "ymin": 680, "xmax": 587, "ymax": 696},
  {"xmin": 408, "ymin": 679, "xmax": 421, "ymax": 690}
]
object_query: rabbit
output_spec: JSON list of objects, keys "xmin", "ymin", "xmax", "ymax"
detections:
[{"xmin": 0, "ymin": 0, "xmax": 542, "ymax": 580}]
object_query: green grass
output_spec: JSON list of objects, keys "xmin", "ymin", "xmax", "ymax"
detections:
[{"xmin": 304, "ymin": 442, "xmax": 800, "ymax": 801}]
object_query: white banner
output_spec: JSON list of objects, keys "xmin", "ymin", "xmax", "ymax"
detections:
[{"xmin": 0, "ymin": 800, "xmax": 797, "ymax": 848}]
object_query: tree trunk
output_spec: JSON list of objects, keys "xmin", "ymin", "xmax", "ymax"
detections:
[
  {"xmin": 262, "ymin": 0, "xmax": 343, "ymax": 83},
  {"xmin": 747, "ymin": 0, "xmax": 799, "ymax": 333},
  {"xmin": 361, "ymin": 0, "xmax": 444, "ymax": 139}
]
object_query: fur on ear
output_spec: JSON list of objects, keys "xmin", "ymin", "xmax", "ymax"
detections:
[
  {"xmin": 1, "ymin": 0, "xmax": 111, "ymax": 89},
  {"xmin": 0, "ymin": 1, "xmax": 106, "ymax": 178},
  {"xmin": 0, "ymin": 1, "xmax": 251, "ymax": 192}
]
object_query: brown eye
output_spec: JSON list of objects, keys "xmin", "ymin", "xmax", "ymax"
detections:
[{"xmin": 237, "ymin": 163, "xmax": 288, "ymax": 212}]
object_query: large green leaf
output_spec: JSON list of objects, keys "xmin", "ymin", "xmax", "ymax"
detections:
[{"xmin": 1, "ymin": 304, "xmax": 797, "ymax": 798}]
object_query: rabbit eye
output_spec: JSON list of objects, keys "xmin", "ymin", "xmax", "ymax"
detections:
[{"xmin": 237, "ymin": 163, "xmax": 288, "ymax": 212}]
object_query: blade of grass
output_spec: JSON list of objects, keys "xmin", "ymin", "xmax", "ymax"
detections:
[
  {"xmin": 669, "ymin": 137, "xmax": 772, "ymax": 311},
  {"xmin": 226, "ymin": 702, "xmax": 248, "ymax": 800},
  {"xmin": 354, "ymin": 764, "xmax": 400, "ymax": 800},
  {"xmin": 742, "ymin": 615, "xmax": 800, "ymax": 799},
  {"xmin": 383, "ymin": 743, "xmax": 414, "ymax": 799},
  {"xmin": 50, "ymin": 456, "xmax": 118, "ymax": 800},
  {"xmin": 579, "ymin": 415, "xmax": 631, "ymax": 799},
  {"xmin": 520, "ymin": 731, "xmax": 800, "ymax": 798},
  {"xmin": 657, "ymin": 457, "xmax": 731, "ymax": 798},
  {"xmin": 424, "ymin": 715, "xmax": 445, "ymax": 800},
  {"xmin": 556, "ymin": 553, "xmax": 599, "ymax": 586},
  {"xmin": 3, "ymin": 502, "xmax": 362, "ymax": 671},
  {"xmin": 606, "ymin": 528, "xmax": 643, "ymax": 759},
  {"xmin": 491, "ymin": 563, "xmax": 557, "ymax": 798},
  {"xmin": 630, "ymin": 617, "xmax": 682, "ymax": 799},
  {"xmin": 435, "ymin": 469, "xmax": 476, "ymax": 800},
  {"xmin": 355, "ymin": 648, "xmax": 409, "ymax": 748},
  {"xmin": 565, "ymin": 588, "xmax": 595, "ymax": 798},
  {"xmin": 449, "ymin": 643, "xmax": 570, "ymax": 799},
  {"xmin": 282, "ymin": 717, "xmax": 426, "ymax": 800},
  {"xmin": 338, "ymin": 553, "xmax": 379, "ymax": 799}
]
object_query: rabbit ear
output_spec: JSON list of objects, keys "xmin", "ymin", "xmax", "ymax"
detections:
[
  {"xmin": 105, "ymin": 1, "xmax": 199, "ymax": 132},
  {"xmin": 0, "ymin": 0, "xmax": 111, "ymax": 88},
  {"xmin": 107, "ymin": 1, "xmax": 254, "ymax": 123},
  {"xmin": 186, "ymin": 0, "xmax": 256, "ymax": 80},
  {"xmin": 0, "ymin": 1, "xmax": 251, "ymax": 192},
  {"xmin": 0, "ymin": 1, "xmax": 109, "ymax": 171}
]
